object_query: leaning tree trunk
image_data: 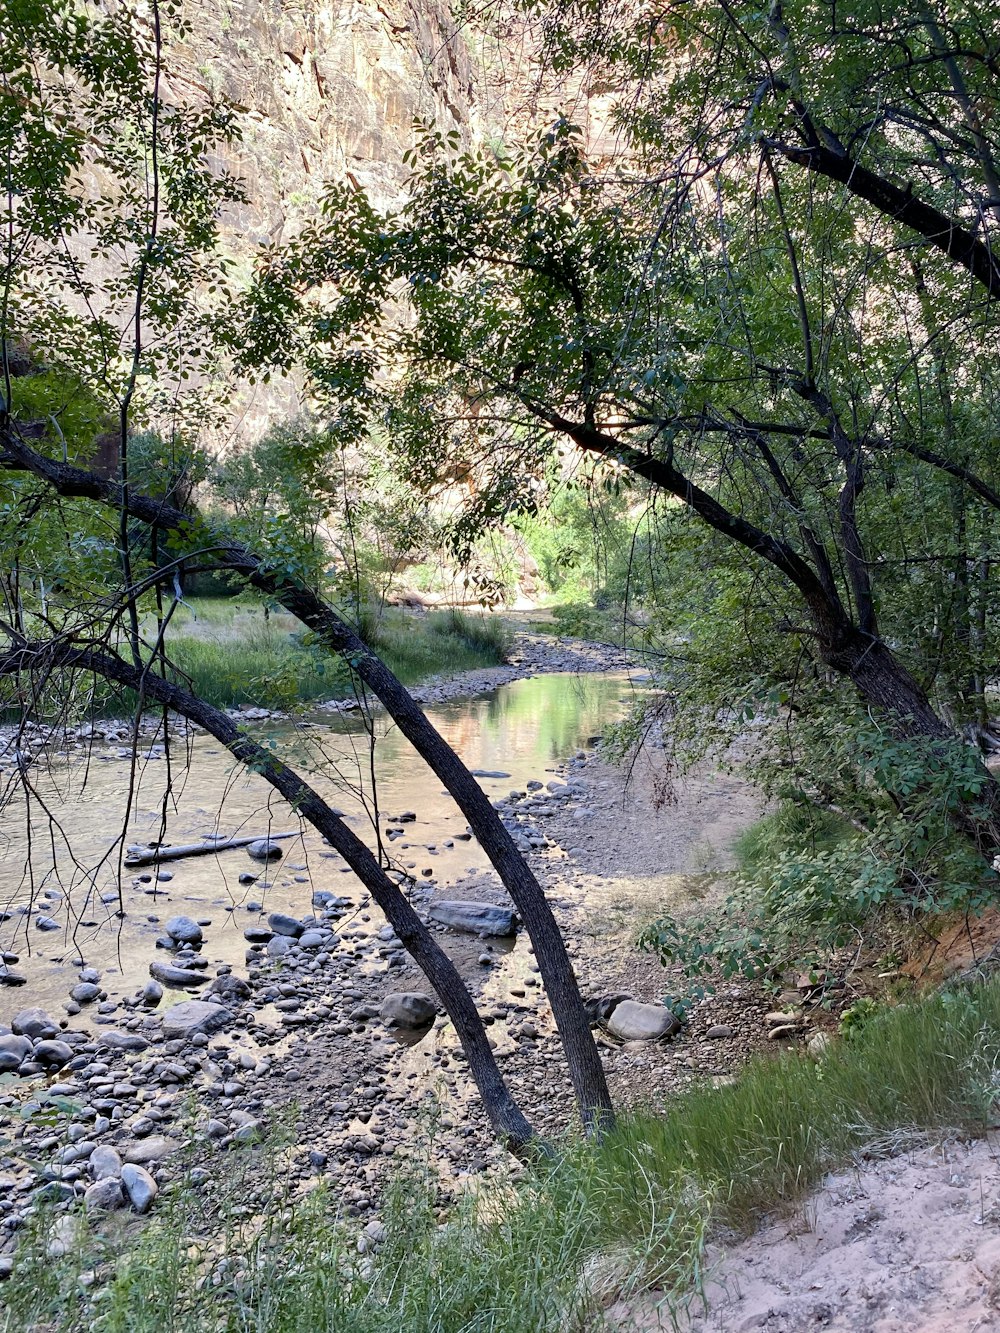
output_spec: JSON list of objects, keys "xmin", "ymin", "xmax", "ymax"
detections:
[
  {"xmin": 0, "ymin": 641, "xmax": 537, "ymax": 1150},
  {"xmin": 0, "ymin": 436, "xmax": 615, "ymax": 1137}
]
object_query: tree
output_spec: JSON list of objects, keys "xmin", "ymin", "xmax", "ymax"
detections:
[
  {"xmin": 239, "ymin": 2, "xmax": 1000, "ymax": 883},
  {"xmin": 0, "ymin": 0, "xmax": 613, "ymax": 1146}
]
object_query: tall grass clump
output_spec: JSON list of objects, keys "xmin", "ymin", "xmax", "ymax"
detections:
[{"xmin": 5, "ymin": 981, "xmax": 999, "ymax": 1332}]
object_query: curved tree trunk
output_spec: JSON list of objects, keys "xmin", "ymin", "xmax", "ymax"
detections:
[
  {"xmin": 0, "ymin": 432, "xmax": 614, "ymax": 1137},
  {"xmin": 0, "ymin": 640, "xmax": 537, "ymax": 1150}
]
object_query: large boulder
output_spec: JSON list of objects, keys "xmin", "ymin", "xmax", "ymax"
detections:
[
  {"xmin": 427, "ymin": 901, "xmax": 516, "ymax": 937},
  {"xmin": 11, "ymin": 1008, "xmax": 58, "ymax": 1040},
  {"xmin": 165, "ymin": 915, "xmax": 203, "ymax": 946},
  {"xmin": 607, "ymin": 1001, "xmax": 681, "ymax": 1043},
  {"xmin": 161, "ymin": 1000, "xmax": 231, "ymax": 1041},
  {"xmin": 32, "ymin": 1039, "xmax": 74, "ymax": 1069},
  {"xmin": 381, "ymin": 992, "xmax": 436, "ymax": 1028}
]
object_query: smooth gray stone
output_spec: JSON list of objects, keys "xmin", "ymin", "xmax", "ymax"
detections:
[
  {"xmin": 149, "ymin": 961, "xmax": 210, "ymax": 988},
  {"xmin": 161, "ymin": 1000, "xmax": 231, "ymax": 1041},
  {"xmin": 33, "ymin": 1040, "xmax": 74, "ymax": 1068},
  {"xmin": 97, "ymin": 1030, "xmax": 150, "ymax": 1053},
  {"xmin": 380, "ymin": 993, "xmax": 436, "ymax": 1028},
  {"xmin": 11, "ymin": 1008, "xmax": 59, "ymax": 1040},
  {"xmin": 164, "ymin": 915, "xmax": 203, "ymax": 945},
  {"xmin": 121, "ymin": 1163, "xmax": 158, "ymax": 1213},
  {"xmin": 267, "ymin": 912, "xmax": 303, "ymax": 938},
  {"xmin": 427, "ymin": 901, "xmax": 516, "ymax": 936},
  {"xmin": 89, "ymin": 1146, "xmax": 123, "ymax": 1181}
]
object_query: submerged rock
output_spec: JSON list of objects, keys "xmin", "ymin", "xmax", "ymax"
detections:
[{"xmin": 427, "ymin": 901, "xmax": 516, "ymax": 936}]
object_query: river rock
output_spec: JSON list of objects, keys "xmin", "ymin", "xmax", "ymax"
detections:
[
  {"xmin": 209, "ymin": 974, "xmax": 251, "ymax": 1000},
  {"xmin": 267, "ymin": 936, "xmax": 293, "ymax": 958},
  {"xmin": 33, "ymin": 1039, "xmax": 74, "ymax": 1069},
  {"xmin": 0, "ymin": 1034, "xmax": 32, "ymax": 1066},
  {"xmin": 149, "ymin": 961, "xmax": 210, "ymax": 988},
  {"xmin": 121, "ymin": 1163, "xmax": 158, "ymax": 1214},
  {"xmin": 122, "ymin": 1136, "xmax": 180, "ymax": 1164},
  {"xmin": 607, "ymin": 1001, "xmax": 681, "ymax": 1042},
  {"xmin": 85, "ymin": 1178, "xmax": 124, "ymax": 1214},
  {"xmin": 165, "ymin": 915, "xmax": 203, "ymax": 945},
  {"xmin": 97, "ymin": 1030, "xmax": 150, "ymax": 1053},
  {"xmin": 584, "ymin": 992, "xmax": 632, "ymax": 1024},
  {"xmin": 161, "ymin": 1000, "xmax": 231, "ymax": 1041},
  {"xmin": 381, "ymin": 993, "xmax": 436, "ymax": 1028},
  {"xmin": 11, "ymin": 1008, "xmax": 59, "ymax": 1040},
  {"xmin": 267, "ymin": 912, "xmax": 303, "ymax": 938},
  {"xmin": 89, "ymin": 1146, "xmax": 123, "ymax": 1181},
  {"xmin": 427, "ymin": 901, "xmax": 516, "ymax": 936},
  {"xmin": 0, "ymin": 971, "xmax": 27, "ymax": 986},
  {"xmin": 142, "ymin": 980, "xmax": 164, "ymax": 1006},
  {"xmin": 248, "ymin": 840, "xmax": 283, "ymax": 862},
  {"xmin": 35, "ymin": 915, "xmax": 60, "ymax": 932},
  {"xmin": 70, "ymin": 982, "xmax": 101, "ymax": 1004}
]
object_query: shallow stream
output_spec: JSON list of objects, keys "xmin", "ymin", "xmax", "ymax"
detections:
[{"xmin": 0, "ymin": 671, "xmax": 646, "ymax": 1024}]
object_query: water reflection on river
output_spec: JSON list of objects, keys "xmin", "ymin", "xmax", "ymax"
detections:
[{"xmin": 0, "ymin": 672, "xmax": 646, "ymax": 1021}]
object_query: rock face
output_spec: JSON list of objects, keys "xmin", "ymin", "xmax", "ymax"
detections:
[
  {"xmin": 381, "ymin": 992, "xmax": 436, "ymax": 1028},
  {"xmin": 428, "ymin": 901, "xmax": 516, "ymax": 936},
  {"xmin": 161, "ymin": 1000, "xmax": 232, "ymax": 1041},
  {"xmin": 607, "ymin": 1001, "xmax": 681, "ymax": 1042}
]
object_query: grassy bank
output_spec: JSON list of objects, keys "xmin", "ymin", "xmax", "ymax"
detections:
[
  {"xmin": 0, "ymin": 600, "xmax": 512, "ymax": 722},
  {"xmin": 5, "ymin": 980, "xmax": 999, "ymax": 1332},
  {"xmin": 163, "ymin": 598, "xmax": 512, "ymax": 710}
]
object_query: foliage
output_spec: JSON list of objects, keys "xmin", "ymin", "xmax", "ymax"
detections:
[{"xmin": 6, "ymin": 980, "xmax": 1000, "ymax": 1331}]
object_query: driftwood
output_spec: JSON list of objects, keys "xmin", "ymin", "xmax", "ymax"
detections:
[{"xmin": 123, "ymin": 831, "xmax": 298, "ymax": 867}]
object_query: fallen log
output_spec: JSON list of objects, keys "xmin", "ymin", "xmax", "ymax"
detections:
[{"xmin": 123, "ymin": 831, "xmax": 298, "ymax": 867}]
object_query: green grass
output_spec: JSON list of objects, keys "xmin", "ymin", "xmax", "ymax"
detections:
[
  {"xmin": 733, "ymin": 800, "xmax": 855, "ymax": 877},
  {"xmin": 5, "ymin": 980, "xmax": 1000, "ymax": 1332},
  {"xmin": 0, "ymin": 600, "xmax": 513, "ymax": 722},
  {"xmin": 164, "ymin": 599, "xmax": 512, "ymax": 709}
]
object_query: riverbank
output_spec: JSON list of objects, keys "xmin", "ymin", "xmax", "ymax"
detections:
[{"xmin": 0, "ymin": 639, "xmax": 775, "ymax": 1279}]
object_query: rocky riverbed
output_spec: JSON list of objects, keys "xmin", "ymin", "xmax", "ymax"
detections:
[{"xmin": 0, "ymin": 631, "xmax": 785, "ymax": 1274}]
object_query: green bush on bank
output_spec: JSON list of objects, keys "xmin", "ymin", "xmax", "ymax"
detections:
[{"xmin": 5, "ymin": 981, "xmax": 999, "ymax": 1332}]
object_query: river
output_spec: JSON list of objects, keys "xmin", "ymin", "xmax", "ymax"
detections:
[{"xmin": 0, "ymin": 671, "xmax": 646, "ymax": 1023}]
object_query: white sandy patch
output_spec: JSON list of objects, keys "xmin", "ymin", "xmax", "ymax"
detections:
[{"xmin": 619, "ymin": 1134, "xmax": 1000, "ymax": 1332}]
